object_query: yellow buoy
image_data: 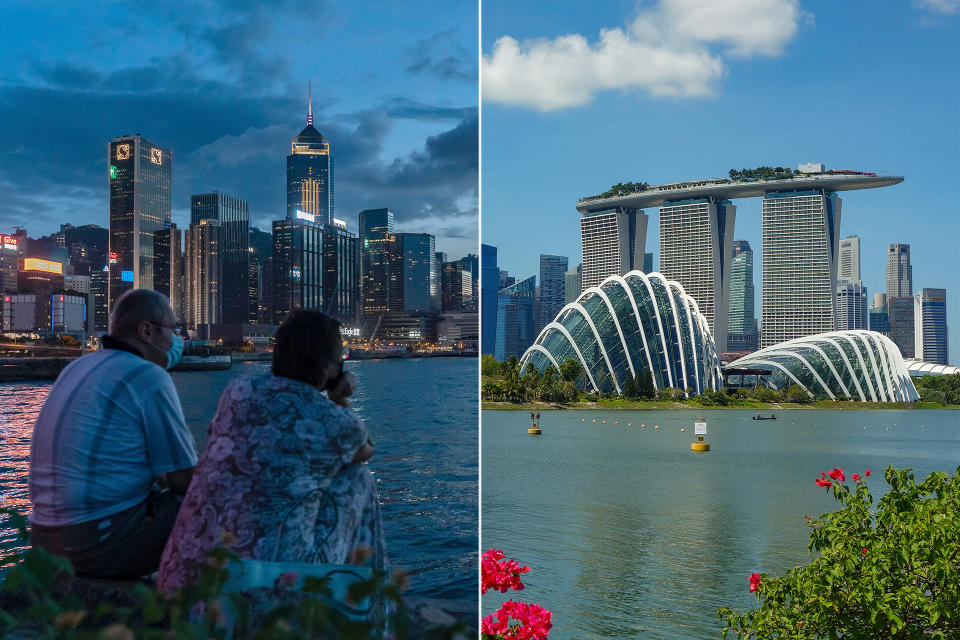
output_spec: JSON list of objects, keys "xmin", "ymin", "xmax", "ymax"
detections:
[
  {"xmin": 691, "ymin": 416, "xmax": 709, "ymax": 451},
  {"xmin": 691, "ymin": 441, "xmax": 710, "ymax": 451}
]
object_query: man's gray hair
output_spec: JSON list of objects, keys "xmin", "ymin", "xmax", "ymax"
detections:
[{"xmin": 109, "ymin": 289, "xmax": 172, "ymax": 338}]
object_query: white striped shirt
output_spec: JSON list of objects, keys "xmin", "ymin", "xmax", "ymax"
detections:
[{"xmin": 29, "ymin": 345, "xmax": 198, "ymax": 526}]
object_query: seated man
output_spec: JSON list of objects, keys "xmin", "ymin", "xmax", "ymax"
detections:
[{"xmin": 29, "ymin": 289, "xmax": 197, "ymax": 579}]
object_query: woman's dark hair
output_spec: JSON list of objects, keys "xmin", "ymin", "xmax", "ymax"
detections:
[{"xmin": 272, "ymin": 309, "xmax": 342, "ymax": 388}]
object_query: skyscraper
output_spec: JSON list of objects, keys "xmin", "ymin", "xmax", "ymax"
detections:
[
  {"xmin": 359, "ymin": 208, "xmax": 395, "ymax": 317},
  {"xmin": 836, "ymin": 281, "xmax": 868, "ymax": 331},
  {"xmin": 481, "ymin": 244, "xmax": 498, "ymax": 355},
  {"xmin": 184, "ymin": 219, "xmax": 221, "ymax": 330},
  {"xmin": 322, "ymin": 221, "xmax": 359, "ymax": 324},
  {"xmin": 287, "ymin": 85, "xmax": 333, "ymax": 225},
  {"xmin": 643, "ymin": 252, "xmax": 653, "ymax": 274},
  {"xmin": 727, "ymin": 240, "xmax": 757, "ymax": 351},
  {"xmin": 538, "ymin": 254, "xmax": 568, "ymax": 332},
  {"xmin": 108, "ymin": 135, "xmax": 172, "ymax": 307},
  {"xmin": 914, "ymin": 288, "xmax": 948, "ymax": 364},
  {"xmin": 153, "ymin": 223, "xmax": 181, "ymax": 320},
  {"xmin": 191, "ymin": 193, "xmax": 249, "ymax": 325},
  {"xmin": 888, "ymin": 296, "xmax": 915, "ymax": 358},
  {"xmin": 761, "ymin": 190, "xmax": 842, "ymax": 348},
  {"xmin": 90, "ymin": 267, "xmax": 109, "ymax": 332},
  {"xmin": 565, "ymin": 264, "xmax": 582, "ymax": 304},
  {"xmin": 886, "ymin": 244, "xmax": 912, "ymax": 298},
  {"xmin": 271, "ymin": 217, "xmax": 323, "ymax": 325},
  {"xmin": 579, "ymin": 208, "xmax": 648, "ymax": 291},
  {"xmin": 442, "ymin": 261, "xmax": 472, "ymax": 312},
  {"xmin": 869, "ymin": 293, "xmax": 890, "ymax": 335},
  {"xmin": 659, "ymin": 197, "xmax": 736, "ymax": 350},
  {"xmin": 495, "ymin": 275, "xmax": 536, "ymax": 361},
  {"xmin": 394, "ymin": 233, "xmax": 440, "ymax": 313},
  {"xmin": 839, "ymin": 235, "xmax": 860, "ymax": 282}
]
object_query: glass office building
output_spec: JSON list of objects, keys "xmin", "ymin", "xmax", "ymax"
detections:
[
  {"xmin": 191, "ymin": 192, "xmax": 249, "ymax": 325},
  {"xmin": 496, "ymin": 275, "xmax": 536, "ymax": 361},
  {"xmin": 287, "ymin": 93, "xmax": 333, "ymax": 225},
  {"xmin": 359, "ymin": 208, "xmax": 395, "ymax": 317}
]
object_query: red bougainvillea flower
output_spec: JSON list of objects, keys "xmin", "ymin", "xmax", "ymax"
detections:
[
  {"xmin": 482, "ymin": 599, "xmax": 553, "ymax": 640},
  {"xmin": 862, "ymin": 547, "xmax": 869, "ymax": 554},
  {"xmin": 749, "ymin": 573, "xmax": 761, "ymax": 593},
  {"xmin": 815, "ymin": 477, "xmax": 833, "ymax": 488},
  {"xmin": 482, "ymin": 549, "xmax": 531, "ymax": 595},
  {"xmin": 827, "ymin": 468, "xmax": 845, "ymax": 481},
  {"xmin": 865, "ymin": 469, "xmax": 872, "ymax": 477},
  {"xmin": 852, "ymin": 473, "xmax": 861, "ymax": 482}
]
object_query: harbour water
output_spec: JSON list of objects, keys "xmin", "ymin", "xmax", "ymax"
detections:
[
  {"xmin": 481, "ymin": 408, "xmax": 959, "ymax": 639},
  {"xmin": 0, "ymin": 357, "xmax": 478, "ymax": 601}
]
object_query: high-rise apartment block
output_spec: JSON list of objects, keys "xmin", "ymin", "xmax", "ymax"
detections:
[
  {"xmin": 838, "ymin": 235, "xmax": 860, "ymax": 282},
  {"xmin": 108, "ymin": 135, "xmax": 172, "ymax": 307},
  {"xmin": 287, "ymin": 89, "xmax": 333, "ymax": 225},
  {"xmin": 886, "ymin": 244, "xmax": 912, "ymax": 298},
  {"xmin": 191, "ymin": 193, "xmax": 249, "ymax": 325},
  {"xmin": 914, "ymin": 288, "xmax": 948, "ymax": 364},
  {"xmin": 727, "ymin": 240, "xmax": 757, "ymax": 352},
  {"xmin": 538, "ymin": 254, "xmax": 568, "ymax": 332},
  {"xmin": 659, "ymin": 198, "xmax": 735, "ymax": 350},
  {"xmin": 580, "ymin": 208, "xmax": 648, "ymax": 291},
  {"xmin": 760, "ymin": 191, "xmax": 841, "ymax": 348},
  {"xmin": 184, "ymin": 219, "xmax": 221, "ymax": 329}
]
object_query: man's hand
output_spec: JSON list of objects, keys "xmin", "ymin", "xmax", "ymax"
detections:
[
  {"xmin": 352, "ymin": 438, "xmax": 374, "ymax": 463},
  {"xmin": 164, "ymin": 466, "xmax": 195, "ymax": 494},
  {"xmin": 328, "ymin": 371, "xmax": 355, "ymax": 408}
]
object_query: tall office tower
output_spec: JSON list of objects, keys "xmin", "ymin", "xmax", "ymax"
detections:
[
  {"xmin": 873, "ymin": 292, "xmax": 887, "ymax": 309},
  {"xmin": 914, "ymin": 288, "xmax": 948, "ymax": 364},
  {"xmin": 888, "ymin": 296, "xmax": 915, "ymax": 358},
  {"xmin": 63, "ymin": 224, "xmax": 109, "ymax": 275},
  {"xmin": 90, "ymin": 267, "xmax": 109, "ymax": 332},
  {"xmin": 271, "ymin": 217, "xmax": 323, "ymax": 325},
  {"xmin": 249, "ymin": 227, "xmax": 272, "ymax": 323},
  {"xmin": 869, "ymin": 293, "xmax": 890, "ymax": 335},
  {"xmin": 838, "ymin": 235, "xmax": 860, "ymax": 282},
  {"xmin": 580, "ymin": 208, "xmax": 648, "ymax": 291},
  {"xmin": 760, "ymin": 190, "xmax": 842, "ymax": 348},
  {"xmin": 643, "ymin": 252, "xmax": 653, "ymax": 274},
  {"xmin": 287, "ymin": 86, "xmax": 333, "ymax": 225},
  {"xmin": 248, "ymin": 253, "xmax": 260, "ymax": 323},
  {"xmin": 886, "ymin": 244, "xmax": 912, "ymax": 298},
  {"xmin": 495, "ymin": 275, "xmax": 536, "ymax": 361},
  {"xmin": 565, "ymin": 264, "xmax": 582, "ymax": 304},
  {"xmin": 442, "ymin": 261, "xmax": 472, "ymax": 312},
  {"xmin": 322, "ymin": 221, "xmax": 359, "ymax": 324},
  {"xmin": 184, "ymin": 220, "xmax": 221, "ymax": 330},
  {"xmin": 394, "ymin": 233, "xmax": 440, "ymax": 313},
  {"xmin": 191, "ymin": 193, "xmax": 249, "ymax": 325},
  {"xmin": 458, "ymin": 254, "xmax": 479, "ymax": 306},
  {"xmin": 538, "ymin": 254, "xmax": 568, "ymax": 332},
  {"xmin": 481, "ymin": 244, "xmax": 498, "ymax": 355},
  {"xmin": 0, "ymin": 234, "xmax": 18, "ymax": 292},
  {"xmin": 108, "ymin": 135, "xmax": 171, "ymax": 307},
  {"xmin": 358, "ymin": 208, "xmax": 395, "ymax": 317},
  {"xmin": 835, "ymin": 281, "xmax": 868, "ymax": 330},
  {"xmin": 153, "ymin": 223, "xmax": 182, "ymax": 320},
  {"xmin": 659, "ymin": 198, "xmax": 736, "ymax": 351},
  {"xmin": 727, "ymin": 240, "xmax": 757, "ymax": 351}
]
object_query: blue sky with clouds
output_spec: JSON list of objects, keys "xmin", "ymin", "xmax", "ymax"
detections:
[
  {"xmin": 481, "ymin": 0, "xmax": 960, "ymax": 362},
  {"xmin": 0, "ymin": 0, "xmax": 478, "ymax": 258}
]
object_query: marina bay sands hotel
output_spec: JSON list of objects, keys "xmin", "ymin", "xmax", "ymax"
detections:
[{"xmin": 575, "ymin": 164, "xmax": 903, "ymax": 352}]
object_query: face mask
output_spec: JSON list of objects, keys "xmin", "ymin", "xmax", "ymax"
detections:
[{"xmin": 166, "ymin": 333, "xmax": 184, "ymax": 370}]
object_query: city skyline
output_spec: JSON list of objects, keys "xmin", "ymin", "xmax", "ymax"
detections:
[
  {"xmin": 0, "ymin": 1, "xmax": 478, "ymax": 260},
  {"xmin": 481, "ymin": 0, "xmax": 959, "ymax": 362}
]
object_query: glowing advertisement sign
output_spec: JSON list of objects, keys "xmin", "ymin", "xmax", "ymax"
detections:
[
  {"xmin": 121, "ymin": 270, "xmax": 134, "ymax": 282},
  {"xmin": 109, "ymin": 165, "xmax": 117, "ymax": 179},
  {"xmin": 340, "ymin": 327, "xmax": 361, "ymax": 337},
  {"xmin": 295, "ymin": 210, "xmax": 316, "ymax": 223},
  {"xmin": 0, "ymin": 235, "xmax": 18, "ymax": 251},
  {"xmin": 109, "ymin": 252, "xmax": 119, "ymax": 264},
  {"xmin": 333, "ymin": 218, "xmax": 347, "ymax": 230},
  {"xmin": 23, "ymin": 258, "xmax": 63, "ymax": 274}
]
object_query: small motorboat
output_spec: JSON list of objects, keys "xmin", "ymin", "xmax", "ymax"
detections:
[{"xmin": 752, "ymin": 414, "xmax": 777, "ymax": 421}]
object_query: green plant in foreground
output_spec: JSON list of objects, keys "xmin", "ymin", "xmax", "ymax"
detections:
[
  {"xmin": 0, "ymin": 507, "xmax": 466, "ymax": 639},
  {"xmin": 718, "ymin": 465, "xmax": 960, "ymax": 639}
]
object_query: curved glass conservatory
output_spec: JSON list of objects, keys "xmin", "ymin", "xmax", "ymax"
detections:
[
  {"xmin": 519, "ymin": 271, "xmax": 722, "ymax": 395},
  {"xmin": 726, "ymin": 330, "xmax": 919, "ymax": 402}
]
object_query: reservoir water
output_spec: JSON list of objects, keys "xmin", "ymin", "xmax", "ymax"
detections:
[
  {"xmin": 0, "ymin": 357, "xmax": 478, "ymax": 602},
  {"xmin": 481, "ymin": 408, "xmax": 959, "ymax": 639}
]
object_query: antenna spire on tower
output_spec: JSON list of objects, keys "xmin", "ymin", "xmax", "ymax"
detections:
[{"xmin": 307, "ymin": 81, "xmax": 313, "ymax": 126}]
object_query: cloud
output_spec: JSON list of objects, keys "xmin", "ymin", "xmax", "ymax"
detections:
[
  {"xmin": 913, "ymin": 0, "xmax": 959, "ymax": 14},
  {"xmin": 482, "ymin": 0, "xmax": 808, "ymax": 111},
  {"xmin": 406, "ymin": 28, "xmax": 477, "ymax": 82}
]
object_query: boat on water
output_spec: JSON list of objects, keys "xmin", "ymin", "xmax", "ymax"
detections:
[
  {"xmin": 752, "ymin": 414, "xmax": 777, "ymax": 421},
  {"xmin": 170, "ymin": 344, "xmax": 233, "ymax": 372}
]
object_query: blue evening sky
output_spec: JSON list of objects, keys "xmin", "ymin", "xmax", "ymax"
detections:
[
  {"xmin": 0, "ymin": 0, "xmax": 478, "ymax": 258},
  {"xmin": 481, "ymin": 0, "xmax": 960, "ymax": 362}
]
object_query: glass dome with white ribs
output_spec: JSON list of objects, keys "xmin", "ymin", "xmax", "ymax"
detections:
[
  {"xmin": 726, "ymin": 330, "xmax": 919, "ymax": 402},
  {"xmin": 519, "ymin": 271, "xmax": 723, "ymax": 395}
]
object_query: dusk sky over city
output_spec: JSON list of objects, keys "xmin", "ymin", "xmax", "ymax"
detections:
[
  {"xmin": 0, "ymin": 0, "xmax": 478, "ymax": 258},
  {"xmin": 481, "ymin": 0, "xmax": 960, "ymax": 361}
]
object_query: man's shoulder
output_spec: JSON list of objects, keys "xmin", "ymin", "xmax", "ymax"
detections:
[{"xmin": 63, "ymin": 349, "xmax": 169, "ymax": 393}]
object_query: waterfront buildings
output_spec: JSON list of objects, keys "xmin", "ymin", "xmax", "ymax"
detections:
[
  {"xmin": 359, "ymin": 208, "xmax": 395, "ymax": 318},
  {"xmin": 394, "ymin": 233, "xmax": 440, "ymax": 314},
  {"xmin": 727, "ymin": 240, "xmax": 757, "ymax": 352},
  {"xmin": 538, "ymin": 254, "xmax": 568, "ymax": 332},
  {"xmin": 322, "ymin": 221, "xmax": 359, "ymax": 323},
  {"xmin": 839, "ymin": 235, "xmax": 861, "ymax": 281},
  {"xmin": 481, "ymin": 244, "xmax": 498, "ymax": 355},
  {"xmin": 108, "ymin": 134, "xmax": 172, "ymax": 307},
  {"xmin": 886, "ymin": 244, "xmax": 912, "ymax": 298},
  {"xmin": 888, "ymin": 296, "xmax": 915, "ymax": 358},
  {"xmin": 191, "ymin": 193, "xmax": 249, "ymax": 325},
  {"xmin": 836, "ymin": 280, "xmax": 868, "ymax": 331},
  {"xmin": 271, "ymin": 217, "xmax": 322, "ymax": 325},
  {"xmin": 914, "ymin": 288, "xmax": 948, "ymax": 364},
  {"xmin": 91, "ymin": 268, "xmax": 109, "ymax": 332},
  {"xmin": 659, "ymin": 198, "xmax": 735, "ymax": 350},
  {"xmin": 442, "ymin": 260, "xmax": 473, "ymax": 312},
  {"xmin": 0, "ymin": 235, "xmax": 18, "ymax": 293},
  {"xmin": 184, "ymin": 219, "xmax": 221, "ymax": 330},
  {"xmin": 579, "ymin": 208, "xmax": 647, "ymax": 291},
  {"xmin": 495, "ymin": 275, "xmax": 536, "ymax": 361},
  {"xmin": 153, "ymin": 223, "xmax": 181, "ymax": 321},
  {"xmin": 565, "ymin": 264, "xmax": 582, "ymax": 304},
  {"xmin": 248, "ymin": 226, "xmax": 273, "ymax": 324},
  {"xmin": 287, "ymin": 88, "xmax": 333, "ymax": 225}
]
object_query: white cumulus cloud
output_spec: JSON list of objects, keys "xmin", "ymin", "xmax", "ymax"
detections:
[
  {"xmin": 913, "ymin": 0, "xmax": 960, "ymax": 14},
  {"xmin": 482, "ymin": 0, "xmax": 808, "ymax": 111}
]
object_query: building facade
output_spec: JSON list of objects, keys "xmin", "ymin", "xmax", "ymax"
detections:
[
  {"xmin": 727, "ymin": 239, "xmax": 757, "ymax": 352},
  {"xmin": 839, "ymin": 235, "xmax": 860, "ymax": 282},
  {"xmin": 108, "ymin": 135, "xmax": 172, "ymax": 307},
  {"xmin": 481, "ymin": 244, "xmax": 498, "ymax": 355},
  {"xmin": 761, "ymin": 190, "xmax": 841, "ymax": 348},
  {"xmin": 271, "ymin": 218, "xmax": 323, "ymax": 324},
  {"xmin": 322, "ymin": 222, "xmax": 359, "ymax": 324},
  {"xmin": 495, "ymin": 275, "xmax": 536, "ymax": 361},
  {"xmin": 565, "ymin": 264, "xmax": 582, "ymax": 305},
  {"xmin": 888, "ymin": 296, "xmax": 915, "ymax": 358},
  {"xmin": 835, "ymin": 280, "xmax": 868, "ymax": 331},
  {"xmin": 191, "ymin": 193, "xmax": 249, "ymax": 325},
  {"xmin": 287, "ymin": 92, "xmax": 333, "ymax": 225},
  {"xmin": 914, "ymin": 288, "xmax": 948, "ymax": 364},
  {"xmin": 395, "ymin": 233, "xmax": 440, "ymax": 314},
  {"xmin": 538, "ymin": 254, "xmax": 568, "ymax": 333},
  {"xmin": 153, "ymin": 223, "xmax": 182, "ymax": 320},
  {"xmin": 579, "ymin": 208, "xmax": 648, "ymax": 291},
  {"xmin": 886, "ymin": 243, "xmax": 912, "ymax": 298},
  {"xmin": 184, "ymin": 219, "xmax": 221, "ymax": 330},
  {"xmin": 658, "ymin": 197, "xmax": 736, "ymax": 351},
  {"xmin": 359, "ymin": 208, "xmax": 395, "ymax": 318}
]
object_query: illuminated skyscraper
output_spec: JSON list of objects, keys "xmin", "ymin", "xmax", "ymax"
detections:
[
  {"xmin": 184, "ymin": 220, "xmax": 221, "ymax": 330},
  {"xmin": 359, "ymin": 208, "xmax": 395, "ymax": 317},
  {"xmin": 154, "ymin": 223, "xmax": 182, "ymax": 320},
  {"xmin": 287, "ymin": 84, "xmax": 333, "ymax": 225},
  {"xmin": 394, "ymin": 233, "xmax": 440, "ymax": 313},
  {"xmin": 191, "ymin": 193, "xmax": 249, "ymax": 324},
  {"xmin": 108, "ymin": 135, "xmax": 172, "ymax": 307}
]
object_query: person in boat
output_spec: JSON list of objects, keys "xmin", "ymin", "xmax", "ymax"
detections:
[
  {"xmin": 158, "ymin": 309, "xmax": 384, "ymax": 593},
  {"xmin": 28, "ymin": 289, "xmax": 195, "ymax": 578}
]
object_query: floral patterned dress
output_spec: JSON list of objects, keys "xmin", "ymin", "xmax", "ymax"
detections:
[{"xmin": 157, "ymin": 374, "xmax": 387, "ymax": 594}]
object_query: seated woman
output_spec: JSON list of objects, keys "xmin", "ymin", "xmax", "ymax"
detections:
[{"xmin": 157, "ymin": 310, "xmax": 385, "ymax": 594}]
